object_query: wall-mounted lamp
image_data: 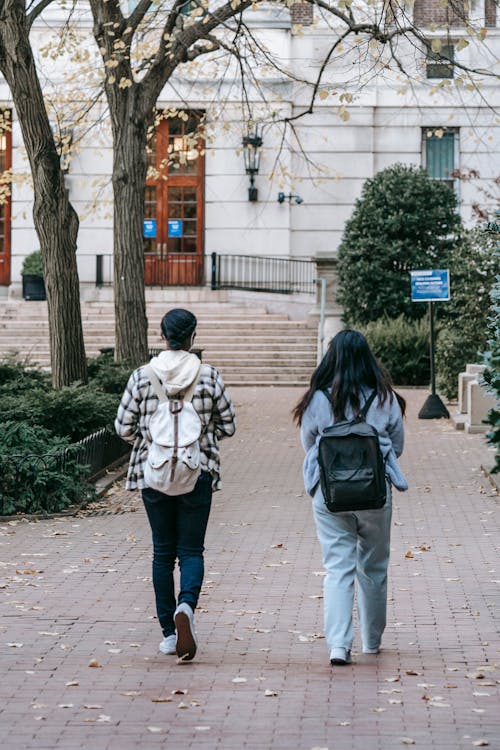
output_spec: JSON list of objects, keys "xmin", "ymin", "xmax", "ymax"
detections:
[
  {"xmin": 242, "ymin": 126, "xmax": 263, "ymax": 202},
  {"xmin": 277, "ymin": 192, "xmax": 304, "ymax": 205}
]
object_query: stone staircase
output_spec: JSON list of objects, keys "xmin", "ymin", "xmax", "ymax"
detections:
[{"xmin": 0, "ymin": 299, "xmax": 318, "ymax": 386}]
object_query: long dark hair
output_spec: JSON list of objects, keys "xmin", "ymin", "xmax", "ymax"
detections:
[{"xmin": 292, "ymin": 329, "xmax": 405, "ymax": 425}]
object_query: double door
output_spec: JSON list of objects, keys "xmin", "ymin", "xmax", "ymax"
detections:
[{"xmin": 144, "ymin": 113, "xmax": 205, "ymax": 286}]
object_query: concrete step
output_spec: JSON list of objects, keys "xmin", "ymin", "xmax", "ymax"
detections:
[{"xmin": 0, "ymin": 299, "xmax": 318, "ymax": 386}]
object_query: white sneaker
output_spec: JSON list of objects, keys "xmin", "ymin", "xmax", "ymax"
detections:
[
  {"xmin": 330, "ymin": 647, "xmax": 352, "ymax": 665},
  {"xmin": 174, "ymin": 602, "xmax": 197, "ymax": 662},
  {"xmin": 159, "ymin": 634, "xmax": 177, "ymax": 655}
]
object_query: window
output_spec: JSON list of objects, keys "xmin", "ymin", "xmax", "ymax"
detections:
[
  {"xmin": 426, "ymin": 43, "xmax": 454, "ymax": 78},
  {"xmin": 422, "ymin": 129, "xmax": 458, "ymax": 192}
]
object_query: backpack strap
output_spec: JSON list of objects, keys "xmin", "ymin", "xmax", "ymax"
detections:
[
  {"xmin": 144, "ymin": 365, "xmax": 168, "ymax": 403},
  {"xmin": 359, "ymin": 390, "xmax": 377, "ymax": 418},
  {"xmin": 321, "ymin": 388, "xmax": 377, "ymax": 419}
]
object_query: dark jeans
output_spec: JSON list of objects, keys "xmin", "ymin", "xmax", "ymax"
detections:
[{"xmin": 142, "ymin": 471, "xmax": 213, "ymax": 637}]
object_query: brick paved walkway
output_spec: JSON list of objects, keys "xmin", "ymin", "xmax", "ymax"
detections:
[{"xmin": 1, "ymin": 388, "xmax": 499, "ymax": 750}]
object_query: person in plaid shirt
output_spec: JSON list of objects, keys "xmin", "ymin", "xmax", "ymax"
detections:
[{"xmin": 115, "ymin": 308, "xmax": 236, "ymax": 662}]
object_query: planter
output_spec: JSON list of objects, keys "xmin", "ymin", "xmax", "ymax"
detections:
[{"xmin": 22, "ymin": 274, "xmax": 46, "ymax": 301}]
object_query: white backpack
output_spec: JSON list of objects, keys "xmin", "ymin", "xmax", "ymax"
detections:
[{"xmin": 143, "ymin": 364, "xmax": 202, "ymax": 495}]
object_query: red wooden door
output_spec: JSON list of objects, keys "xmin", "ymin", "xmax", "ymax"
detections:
[
  {"xmin": 144, "ymin": 113, "xmax": 205, "ymax": 286},
  {"xmin": 0, "ymin": 116, "xmax": 12, "ymax": 286}
]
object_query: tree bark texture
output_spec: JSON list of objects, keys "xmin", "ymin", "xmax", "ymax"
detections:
[
  {"xmin": 111, "ymin": 103, "xmax": 150, "ymax": 365},
  {"xmin": 0, "ymin": 1, "xmax": 87, "ymax": 387}
]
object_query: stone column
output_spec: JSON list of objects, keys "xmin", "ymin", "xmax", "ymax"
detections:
[{"xmin": 309, "ymin": 254, "xmax": 344, "ymax": 361}]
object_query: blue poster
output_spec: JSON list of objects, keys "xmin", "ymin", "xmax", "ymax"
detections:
[
  {"xmin": 410, "ymin": 269, "xmax": 450, "ymax": 302},
  {"xmin": 168, "ymin": 219, "xmax": 183, "ymax": 238},
  {"xmin": 143, "ymin": 219, "xmax": 157, "ymax": 238}
]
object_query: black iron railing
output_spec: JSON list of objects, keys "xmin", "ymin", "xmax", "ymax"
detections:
[
  {"xmin": 211, "ymin": 253, "xmax": 316, "ymax": 295},
  {"xmin": 69, "ymin": 428, "xmax": 130, "ymax": 481}
]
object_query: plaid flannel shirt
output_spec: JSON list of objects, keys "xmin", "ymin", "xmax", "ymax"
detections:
[{"xmin": 115, "ymin": 363, "xmax": 236, "ymax": 491}]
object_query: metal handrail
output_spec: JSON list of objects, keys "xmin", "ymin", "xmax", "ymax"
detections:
[{"xmin": 211, "ymin": 252, "xmax": 316, "ymax": 295}]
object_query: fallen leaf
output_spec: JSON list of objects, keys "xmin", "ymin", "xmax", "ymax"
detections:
[
  {"xmin": 232, "ymin": 677, "xmax": 247, "ymax": 683},
  {"xmin": 147, "ymin": 726, "xmax": 163, "ymax": 733},
  {"xmin": 151, "ymin": 697, "xmax": 172, "ymax": 703},
  {"xmin": 371, "ymin": 707, "xmax": 386, "ymax": 713},
  {"xmin": 264, "ymin": 689, "xmax": 278, "ymax": 697},
  {"xmin": 97, "ymin": 714, "xmax": 111, "ymax": 722},
  {"xmin": 121, "ymin": 691, "xmax": 142, "ymax": 697},
  {"xmin": 385, "ymin": 677, "xmax": 400, "ymax": 683},
  {"xmin": 88, "ymin": 659, "xmax": 102, "ymax": 668},
  {"xmin": 177, "ymin": 702, "xmax": 189, "ymax": 709},
  {"xmin": 195, "ymin": 726, "xmax": 211, "ymax": 731},
  {"xmin": 84, "ymin": 704, "xmax": 103, "ymax": 709},
  {"xmin": 400, "ymin": 739, "xmax": 415, "ymax": 746},
  {"xmin": 171, "ymin": 689, "xmax": 187, "ymax": 695},
  {"xmin": 58, "ymin": 703, "xmax": 74, "ymax": 709},
  {"xmin": 16, "ymin": 569, "xmax": 42, "ymax": 575},
  {"xmin": 65, "ymin": 681, "xmax": 79, "ymax": 687},
  {"xmin": 108, "ymin": 649, "xmax": 122, "ymax": 654},
  {"xmin": 405, "ymin": 551, "xmax": 414, "ymax": 559},
  {"xmin": 405, "ymin": 670, "xmax": 422, "ymax": 676},
  {"xmin": 473, "ymin": 741, "xmax": 489, "ymax": 747}
]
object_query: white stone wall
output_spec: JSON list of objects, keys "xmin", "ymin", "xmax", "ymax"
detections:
[{"xmin": 1, "ymin": 1, "xmax": 498, "ymax": 289}]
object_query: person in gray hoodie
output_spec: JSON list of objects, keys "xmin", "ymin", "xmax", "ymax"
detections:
[
  {"xmin": 292, "ymin": 329, "xmax": 407, "ymax": 666},
  {"xmin": 115, "ymin": 308, "xmax": 236, "ymax": 662}
]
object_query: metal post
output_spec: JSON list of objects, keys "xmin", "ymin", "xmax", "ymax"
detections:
[
  {"xmin": 429, "ymin": 300, "xmax": 436, "ymax": 395},
  {"xmin": 96, "ymin": 254, "xmax": 103, "ymax": 288},
  {"xmin": 418, "ymin": 299, "xmax": 450, "ymax": 419},
  {"xmin": 211, "ymin": 252, "xmax": 217, "ymax": 291},
  {"xmin": 316, "ymin": 277, "xmax": 326, "ymax": 360}
]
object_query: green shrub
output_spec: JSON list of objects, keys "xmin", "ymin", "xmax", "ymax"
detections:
[
  {"xmin": 0, "ymin": 358, "xmax": 50, "ymax": 393},
  {"xmin": 21, "ymin": 250, "xmax": 44, "ymax": 277},
  {"xmin": 0, "ymin": 422, "xmax": 95, "ymax": 515},
  {"xmin": 337, "ymin": 163, "xmax": 462, "ymax": 324},
  {"xmin": 0, "ymin": 383, "xmax": 120, "ymax": 441},
  {"xmin": 482, "ymin": 234, "xmax": 500, "ymax": 472},
  {"xmin": 87, "ymin": 351, "xmax": 131, "ymax": 394},
  {"xmin": 356, "ymin": 315, "xmax": 430, "ymax": 386},
  {"xmin": 436, "ymin": 228, "xmax": 499, "ymax": 399}
]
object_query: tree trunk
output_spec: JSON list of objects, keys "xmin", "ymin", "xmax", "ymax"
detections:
[
  {"xmin": 111, "ymin": 107, "xmax": 149, "ymax": 366},
  {"xmin": 0, "ymin": 2, "xmax": 87, "ymax": 388}
]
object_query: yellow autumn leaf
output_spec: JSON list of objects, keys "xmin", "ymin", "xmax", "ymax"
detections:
[
  {"xmin": 319, "ymin": 90, "xmax": 328, "ymax": 100},
  {"xmin": 456, "ymin": 38, "xmax": 469, "ymax": 51},
  {"xmin": 431, "ymin": 38, "xmax": 442, "ymax": 53}
]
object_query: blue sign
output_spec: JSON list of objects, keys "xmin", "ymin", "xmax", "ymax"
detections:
[
  {"xmin": 143, "ymin": 219, "xmax": 157, "ymax": 238},
  {"xmin": 410, "ymin": 269, "xmax": 450, "ymax": 302},
  {"xmin": 168, "ymin": 219, "xmax": 183, "ymax": 238}
]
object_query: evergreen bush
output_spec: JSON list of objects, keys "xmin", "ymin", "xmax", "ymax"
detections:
[
  {"xmin": 0, "ymin": 353, "xmax": 130, "ymax": 513},
  {"xmin": 482, "ymin": 231, "xmax": 500, "ymax": 472},
  {"xmin": 86, "ymin": 351, "xmax": 131, "ymax": 394},
  {"xmin": 436, "ymin": 228, "xmax": 499, "ymax": 398},
  {"xmin": 0, "ymin": 422, "xmax": 95, "ymax": 515},
  {"xmin": 357, "ymin": 315, "xmax": 430, "ymax": 386},
  {"xmin": 337, "ymin": 163, "xmax": 462, "ymax": 324},
  {"xmin": 21, "ymin": 250, "xmax": 44, "ymax": 277}
]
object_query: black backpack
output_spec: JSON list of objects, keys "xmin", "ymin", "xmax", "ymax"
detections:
[{"xmin": 318, "ymin": 390, "xmax": 387, "ymax": 513}]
